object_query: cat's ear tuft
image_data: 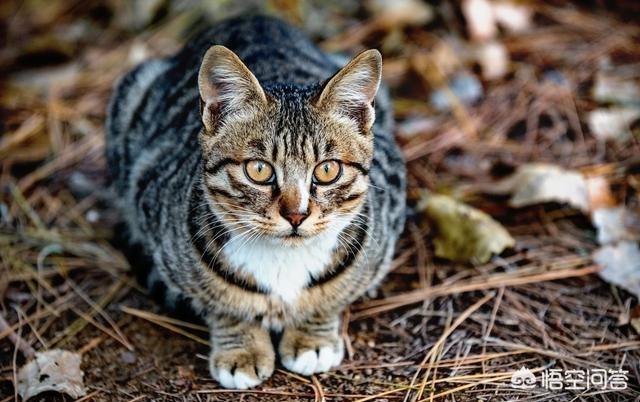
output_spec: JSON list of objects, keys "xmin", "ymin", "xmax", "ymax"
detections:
[
  {"xmin": 315, "ymin": 49, "xmax": 382, "ymax": 132},
  {"xmin": 198, "ymin": 45, "xmax": 267, "ymax": 133}
]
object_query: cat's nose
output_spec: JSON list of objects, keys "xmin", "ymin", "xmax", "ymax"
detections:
[{"xmin": 280, "ymin": 207, "xmax": 309, "ymax": 228}]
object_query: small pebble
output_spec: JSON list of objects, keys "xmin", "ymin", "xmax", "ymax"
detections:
[
  {"xmin": 543, "ymin": 69, "xmax": 568, "ymax": 87},
  {"xmin": 86, "ymin": 209, "xmax": 100, "ymax": 223}
]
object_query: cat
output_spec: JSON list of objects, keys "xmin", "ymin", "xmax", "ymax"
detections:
[{"xmin": 106, "ymin": 15, "xmax": 406, "ymax": 389}]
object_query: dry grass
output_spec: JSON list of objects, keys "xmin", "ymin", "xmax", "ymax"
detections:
[{"xmin": 1, "ymin": 0, "xmax": 640, "ymax": 401}]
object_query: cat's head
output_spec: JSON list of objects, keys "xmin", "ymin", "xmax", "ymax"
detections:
[{"xmin": 197, "ymin": 45, "xmax": 381, "ymax": 246}]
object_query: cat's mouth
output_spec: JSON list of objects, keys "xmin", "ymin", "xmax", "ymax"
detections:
[
  {"xmin": 251, "ymin": 219, "xmax": 331, "ymax": 244},
  {"xmin": 280, "ymin": 230, "xmax": 309, "ymax": 241},
  {"xmin": 274, "ymin": 229, "xmax": 316, "ymax": 245}
]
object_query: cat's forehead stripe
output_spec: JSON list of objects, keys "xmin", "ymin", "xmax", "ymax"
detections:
[{"xmin": 247, "ymin": 139, "xmax": 266, "ymax": 153}]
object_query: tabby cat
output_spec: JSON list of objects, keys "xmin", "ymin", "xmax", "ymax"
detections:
[{"xmin": 107, "ymin": 15, "xmax": 406, "ymax": 389}]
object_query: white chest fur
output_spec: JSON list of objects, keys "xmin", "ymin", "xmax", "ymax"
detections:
[{"xmin": 221, "ymin": 229, "xmax": 342, "ymax": 303}]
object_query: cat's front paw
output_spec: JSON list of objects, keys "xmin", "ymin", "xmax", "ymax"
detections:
[
  {"xmin": 279, "ymin": 329, "xmax": 344, "ymax": 376},
  {"xmin": 210, "ymin": 347, "xmax": 275, "ymax": 389}
]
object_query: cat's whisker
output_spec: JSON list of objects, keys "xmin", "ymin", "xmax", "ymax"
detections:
[
  {"xmin": 213, "ymin": 211, "xmax": 261, "ymax": 220},
  {"xmin": 332, "ymin": 212, "xmax": 381, "ymax": 250},
  {"xmin": 191, "ymin": 211, "xmax": 258, "ymax": 238},
  {"xmin": 210, "ymin": 201, "xmax": 257, "ymax": 212},
  {"xmin": 335, "ymin": 236, "xmax": 352, "ymax": 257},
  {"xmin": 233, "ymin": 226, "xmax": 265, "ymax": 259},
  {"xmin": 366, "ymin": 182, "xmax": 387, "ymax": 193},
  {"xmin": 199, "ymin": 220, "xmax": 255, "ymax": 260},
  {"xmin": 213, "ymin": 213, "xmax": 274, "ymax": 228},
  {"xmin": 336, "ymin": 232, "xmax": 358, "ymax": 257},
  {"xmin": 199, "ymin": 226, "xmax": 246, "ymax": 261},
  {"xmin": 337, "ymin": 229, "xmax": 362, "ymax": 254},
  {"xmin": 338, "ymin": 230, "xmax": 372, "ymax": 269},
  {"xmin": 190, "ymin": 217, "xmax": 230, "ymax": 242},
  {"xmin": 331, "ymin": 214, "xmax": 380, "ymax": 264},
  {"xmin": 215, "ymin": 226, "xmax": 263, "ymax": 261},
  {"xmin": 207, "ymin": 225, "xmax": 259, "ymax": 270},
  {"xmin": 214, "ymin": 206, "xmax": 256, "ymax": 214}
]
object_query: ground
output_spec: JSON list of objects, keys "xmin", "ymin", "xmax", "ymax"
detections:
[{"xmin": 1, "ymin": 1, "xmax": 640, "ymax": 401}]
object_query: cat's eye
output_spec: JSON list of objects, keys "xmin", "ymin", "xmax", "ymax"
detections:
[
  {"xmin": 244, "ymin": 160, "xmax": 274, "ymax": 184},
  {"xmin": 313, "ymin": 160, "xmax": 342, "ymax": 184}
]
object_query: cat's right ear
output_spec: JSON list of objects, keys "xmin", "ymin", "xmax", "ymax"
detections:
[
  {"xmin": 314, "ymin": 49, "xmax": 382, "ymax": 133},
  {"xmin": 198, "ymin": 45, "xmax": 267, "ymax": 134}
]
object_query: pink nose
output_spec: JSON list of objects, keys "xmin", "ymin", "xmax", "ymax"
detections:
[{"xmin": 280, "ymin": 208, "xmax": 309, "ymax": 228}]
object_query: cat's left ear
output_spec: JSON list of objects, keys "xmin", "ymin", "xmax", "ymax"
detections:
[
  {"xmin": 315, "ymin": 49, "xmax": 382, "ymax": 133},
  {"xmin": 198, "ymin": 45, "xmax": 267, "ymax": 134}
]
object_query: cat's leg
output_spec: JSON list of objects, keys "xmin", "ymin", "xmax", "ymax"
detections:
[
  {"xmin": 208, "ymin": 315, "xmax": 275, "ymax": 389},
  {"xmin": 279, "ymin": 314, "xmax": 344, "ymax": 376}
]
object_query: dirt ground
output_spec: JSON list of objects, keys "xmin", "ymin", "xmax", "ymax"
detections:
[{"xmin": 1, "ymin": 1, "xmax": 640, "ymax": 401}]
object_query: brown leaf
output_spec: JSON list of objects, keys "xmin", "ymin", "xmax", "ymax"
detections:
[
  {"xmin": 586, "ymin": 176, "xmax": 617, "ymax": 212},
  {"xmin": 418, "ymin": 192, "xmax": 515, "ymax": 264}
]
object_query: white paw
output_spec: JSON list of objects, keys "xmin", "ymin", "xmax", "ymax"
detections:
[
  {"xmin": 282, "ymin": 344, "xmax": 344, "ymax": 376},
  {"xmin": 214, "ymin": 368, "xmax": 262, "ymax": 390},
  {"xmin": 209, "ymin": 348, "xmax": 274, "ymax": 389}
]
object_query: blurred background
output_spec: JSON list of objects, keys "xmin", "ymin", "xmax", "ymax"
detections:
[{"xmin": 1, "ymin": 1, "xmax": 640, "ymax": 401}]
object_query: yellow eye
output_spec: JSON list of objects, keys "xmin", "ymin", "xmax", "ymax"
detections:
[
  {"xmin": 313, "ymin": 160, "xmax": 342, "ymax": 184},
  {"xmin": 244, "ymin": 160, "xmax": 274, "ymax": 184}
]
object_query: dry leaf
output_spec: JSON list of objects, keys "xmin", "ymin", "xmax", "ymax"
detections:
[
  {"xmin": 462, "ymin": 0, "xmax": 497, "ymax": 41},
  {"xmin": 476, "ymin": 41, "xmax": 509, "ymax": 80},
  {"xmin": 587, "ymin": 107, "xmax": 640, "ymax": 143},
  {"xmin": 18, "ymin": 349, "xmax": 86, "ymax": 401},
  {"xmin": 367, "ymin": 0, "xmax": 434, "ymax": 27},
  {"xmin": 462, "ymin": 0, "xmax": 532, "ymax": 42},
  {"xmin": 492, "ymin": 164, "xmax": 590, "ymax": 212},
  {"xmin": 592, "ymin": 72, "xmax": 640, "ymax": 105},
  {"xmin": 492, "ymin": 1, "xmax": 533, "ymax": 33},
  {"xmin": 431, "ymin": 40, "xmax": 463, "ymax": 76},
  {"xmin": 592, "ymin": 207, "xmax": 640, "ymax": 245},
  {"xmin": 593, "ymin": 241, "xmax": 640, "ymax": 299},
  {"xmin": 585, "ymin": 176, "xmax": 616, "ymax": 211},
  {"xmin": 418, "ymin": 192, "xmax": 515, "ymax": 264}
]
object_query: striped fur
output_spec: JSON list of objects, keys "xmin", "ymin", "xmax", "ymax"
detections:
[{"xmin": 106, "ymin": 15, "xmax": 406, "ymax": 389}]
